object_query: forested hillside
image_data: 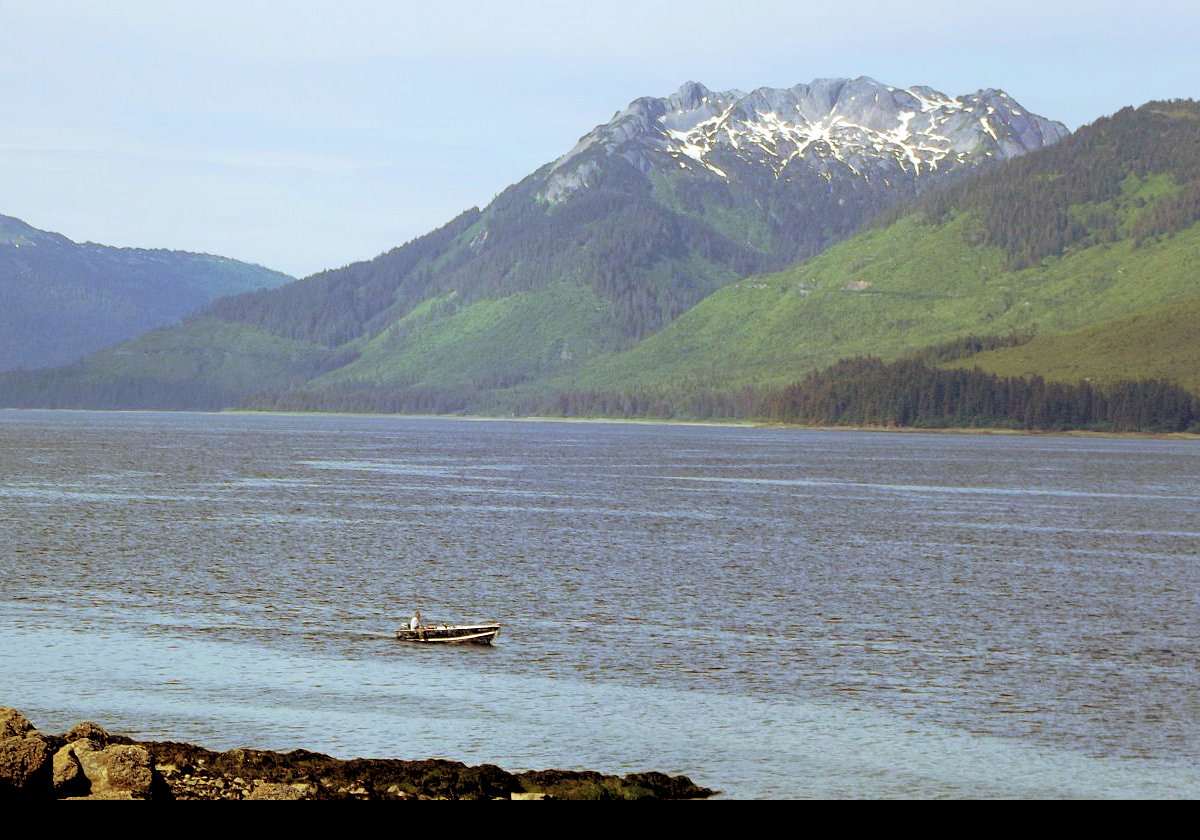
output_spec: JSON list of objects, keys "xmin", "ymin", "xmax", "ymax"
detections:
[
  {"xmin": 0, "ymin": 215, "xmax": 292, "ymax": 371},
  {"xmin": 0, "ymin": 79, "xmax": 1064, "ymax": 411},
  {"xmin": 762, "ymin": 356, "xmax": 1200, "ymax": 433},
  {"xmin": 2, "ymin": 98, "xmax": 1197, "ymax": 429},
  {"xmin": 544, "ymin": 100, "xmax": 1200, "ymax": 422},
  {"xmin": 890, "ymin": 100, "xmax": 1200, "ymax": 267}
]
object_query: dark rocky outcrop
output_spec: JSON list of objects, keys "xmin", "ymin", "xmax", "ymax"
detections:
[
  {"xmin": 0, "ymin": 708, "xmax": 716, "ymax": 800},
  {"xmin": 0, "ymin": 708, "xmax": 54, "ymax": 799}
]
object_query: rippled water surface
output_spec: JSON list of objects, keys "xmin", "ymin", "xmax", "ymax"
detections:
[{"xmin": 3, "ymin": 410, "xmax": 1199, "ymax": 797}]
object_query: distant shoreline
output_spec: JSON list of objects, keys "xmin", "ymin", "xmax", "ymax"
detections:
[{"xmin": 5, "ymin": 405, "xmax": 1198, "ymax": 440}]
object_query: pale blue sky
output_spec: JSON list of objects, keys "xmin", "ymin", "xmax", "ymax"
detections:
[{"xmin": 2, "ymin": 1, "xmax": 1196, "ymax": 277}]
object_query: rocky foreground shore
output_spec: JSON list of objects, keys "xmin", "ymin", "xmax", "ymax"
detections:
[{"xmin": 0, "ymin": 708, "xmax": 716, "ymax": 800}]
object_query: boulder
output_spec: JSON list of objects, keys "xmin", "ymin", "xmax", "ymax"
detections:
[
  {"xmin": 67, "ymin": 739, "xmax": 156, "ymax": 800},
  {"xmin": 52, "ymin": 744, "xmax": 88, "ymax": 798},
  {"xmin": 0, "ymin": 708, "xmax": 38, "ymax": 739},
  {"xmin": 0, "ymin": 708, "xmax": 53, "ymax": 799},
  {"xmin": 64, "ymin": 721, "xmax": 113, "ymax": 745}
]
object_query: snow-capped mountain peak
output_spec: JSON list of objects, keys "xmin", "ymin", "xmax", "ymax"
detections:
[{"xmin": 540, "ymin": 77, "xmax": 1067, "ymax": 203}]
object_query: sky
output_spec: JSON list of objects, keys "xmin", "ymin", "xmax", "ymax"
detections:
[{"xmin": 2, "ymin": 1, "xmax": 1197, "ymax": 278}]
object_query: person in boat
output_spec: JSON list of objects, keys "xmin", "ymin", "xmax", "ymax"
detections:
[{"xmin": 409, "ymin": 610, "xmax": 421, "ymax": 631}]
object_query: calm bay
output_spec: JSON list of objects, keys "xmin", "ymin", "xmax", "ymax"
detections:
[{"xmin": 2, "ymin": 409, "xmax": 1198, "ymax": 798}]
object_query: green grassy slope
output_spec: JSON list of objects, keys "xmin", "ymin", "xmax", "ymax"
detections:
[
  {"xmin": 0, "ymin": 319, "xmax": 336, "ymax": 408},
  {"xmin": 74, "ymin": 319, "xmax": 334, "ymax": 389},
  {"xmin": 946, "ymin": 293, "xmax": 1200, "ymax": 393},
  {"xmin": 548, "ymin": 212, "xmax": 1200, "ymax": 398},
  {"xmin": 315, "ymin": 281, "xmax": 624, "ymax": 390}
]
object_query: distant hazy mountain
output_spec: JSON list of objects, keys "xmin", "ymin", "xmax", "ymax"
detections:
[
  {"xmin": 0, "ymin": 78, "xmax": 1072, "ymax": 410},
  {"xmin": 0, "ymin": 214, "xmax": 293, "ymax": 371}
]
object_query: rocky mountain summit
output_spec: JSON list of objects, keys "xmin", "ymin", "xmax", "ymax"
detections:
[
  {"xmin": 541, "ymin": 77, "xmax": 1068, "ymax": 202},
  {"xmin": 0, "ymin": 708, "xmax": 715, "ymax": 800}
]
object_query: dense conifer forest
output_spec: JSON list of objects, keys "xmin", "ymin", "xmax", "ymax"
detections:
[
  {"xmin": 761, "ymin": 358, "xmax": 1200, "ymax": 433},
  {"xmin": 882, "ymin": 100, "xmax": 1200, "ymax": 268},
  {"xmin": 496, "ymin": 356, "xmax": 1200, "ymax": 433}
]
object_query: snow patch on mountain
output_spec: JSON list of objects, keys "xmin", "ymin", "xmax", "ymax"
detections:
[{"xmin": 539, "ymin": 77, "xmax": 1068, "ymax": 203}]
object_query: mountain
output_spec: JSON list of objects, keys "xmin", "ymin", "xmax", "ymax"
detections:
[
  {"xmin": 542, "ymin": 100, "xmax": 1200, "ymax": 415},
  {"xmin": 0, "ymin": 77, "xmax": 1067, "ymax": 410},
  {"xmin": 0, "ymin": 214, "xmax": 293, "ymax": 371},
  {"xmin": 541, "ymin": 78, "xmax": 1064, "ymax": 204},
  {"xmin": 214, "ymin": 77, "xmax": 1066, "ymax": 340}
]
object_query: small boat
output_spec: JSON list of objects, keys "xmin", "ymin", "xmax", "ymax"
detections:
[{"xmin": 395, "ymin": 622, "xmax": 501, "ymax": 645}]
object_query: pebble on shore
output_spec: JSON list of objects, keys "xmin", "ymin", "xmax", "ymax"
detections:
[{"xmin": 0, "ymin": 707, "xmax": 716, "ymax": 800}]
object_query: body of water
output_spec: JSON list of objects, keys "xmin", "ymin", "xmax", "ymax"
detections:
[{"xmin": 2, "ymin": 409, "xmax": 1198, "ymax": 797}]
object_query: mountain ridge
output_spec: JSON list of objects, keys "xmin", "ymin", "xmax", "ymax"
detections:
[
  {"xmin": 198, "ymin": 76, "xmax": 1063, "ymax": 350},
  {"xmin": 544, "ymin": 99, "xmax": 1200, "ymax": 410},
  {"xmin": 0, "ymin": 214, "xmax": 293, "ymax": 371},
  {"xmin": 541, "ymin": 77, "xmax": 1068, "ymax": 202},
  {"xmin": 0, "ymin": 78, "xmax": 1083, "ymax": 411}
]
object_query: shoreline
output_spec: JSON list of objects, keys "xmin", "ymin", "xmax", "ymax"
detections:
[
  {"xmin": 0, "ymin": 707, "xmax": 717, "ymax": 800},
  {"xmin": 6, "ymin": 404, "xmax": 1198, "ymax": 440}
]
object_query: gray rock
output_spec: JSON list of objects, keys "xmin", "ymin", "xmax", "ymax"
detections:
[{"xmin": 541, "ymin": 77, "xmax": 1069, "ymax": 204}]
